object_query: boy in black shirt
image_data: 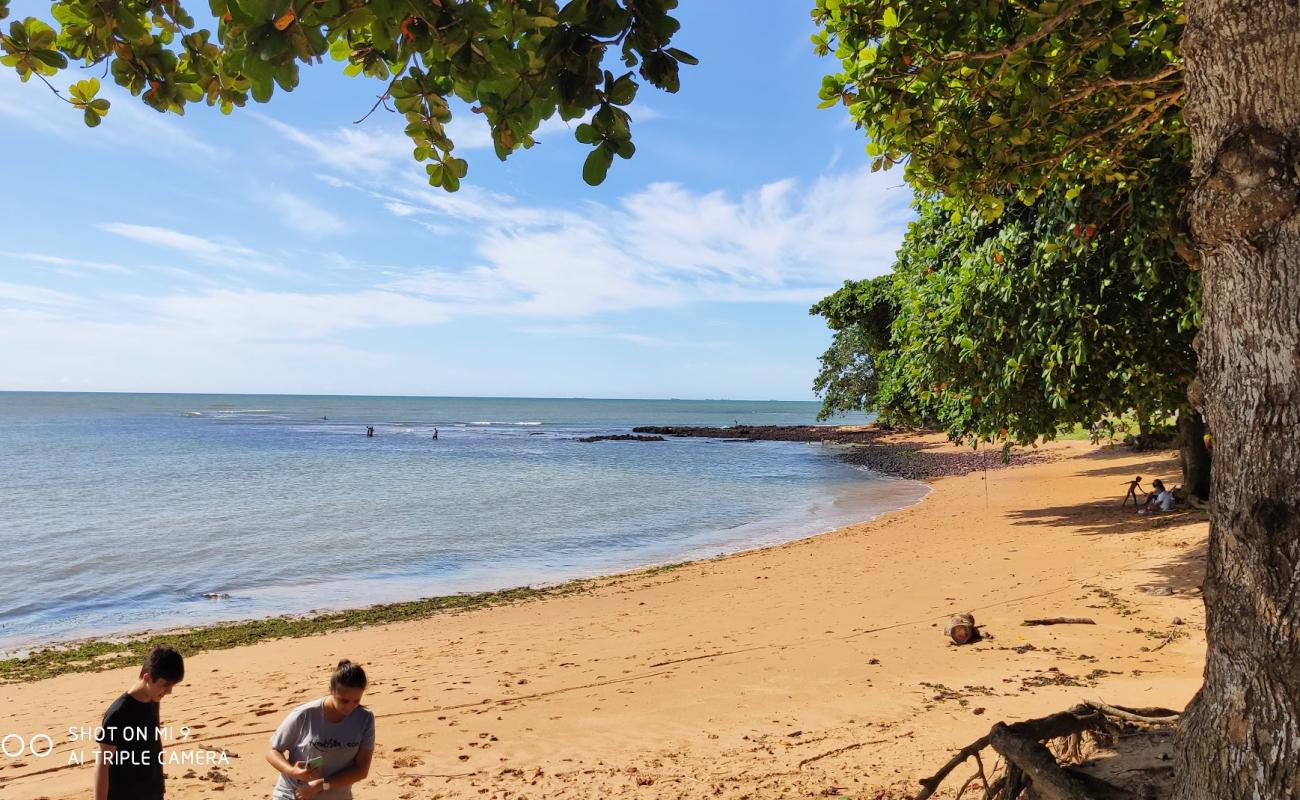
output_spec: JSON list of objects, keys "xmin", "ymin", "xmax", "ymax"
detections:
[{"xmin": 94, "ymin": 646, "xmax": 185, "ymax": 800}]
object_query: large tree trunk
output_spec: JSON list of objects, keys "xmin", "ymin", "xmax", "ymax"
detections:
[
  {"xmin": 1176, "ymin": 405, "xmax": 1211, "ymax": 501},
  {"xmin": 1174, "ymin": 2, "xmax": 1300, "ymax": 798}
]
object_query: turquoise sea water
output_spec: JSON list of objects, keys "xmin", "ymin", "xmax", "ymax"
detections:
[{"xmin": 0, "ymin": 393, "xmax": 926, "ymax": 653}]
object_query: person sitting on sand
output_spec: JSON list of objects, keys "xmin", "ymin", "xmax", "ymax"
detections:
[
  {"xmin": 1121, "ymin": 476, "xmax": 1145, "ymax": 507},
  {"xmin": 1139, "ymin": 479, "xmax": 1175, "ymax": 514},
  {"xmin": 267, "ymin": 660, "xmax": 374, "ymax": 800}
]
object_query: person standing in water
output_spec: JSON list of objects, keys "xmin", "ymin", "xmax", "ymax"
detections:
[
  {"xmin": 431, "ymin": 427, "xmax": 438, "ymax": 440},
  {"xmin": 267, "ymin": 660, "xmax": 374, "ymax": 800}
]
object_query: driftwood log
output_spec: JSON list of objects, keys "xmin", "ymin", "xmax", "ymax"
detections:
[
  {"xmin": 913, "ymin": 701, "xmax": 1179, "ymax": 800},
  {"xmin": 1021, "ymin": 617, "xmax": 1096, "ymax": 626},
  {"xmin": 945, "ymin": 612, "xmax": 977, "ymax": 644}
]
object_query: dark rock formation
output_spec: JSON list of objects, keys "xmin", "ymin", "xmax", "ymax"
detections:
[
  {"xmin": 632, "ymin": 425, "xmax": 1053, "ymax": 480},
  {"xmin": 576, "ymin": 434, "xmax": 666, "ymax": 443}
]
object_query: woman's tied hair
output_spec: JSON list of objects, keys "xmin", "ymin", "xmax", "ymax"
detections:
[{"xmin": 330, "ymin": 659, "xmax": 367, "ymax": 691}]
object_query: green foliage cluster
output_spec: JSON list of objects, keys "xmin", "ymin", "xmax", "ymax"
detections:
[
  {"xmin": 809, "ymin": 274, "xmax": 897, "ymax": 421},
  {"xmin": 812, "ymin": 0, "xmax": 1184, "ymax": 201},
  {"xmin": 812, "ymin": 176, "xmax": 1197, "ymax": 448},
  {"xmin": 0, "ymin": 0, "xmax": 694, "ymax": 188},
  {"xmin": 878, "ymin": 182, "xmax": 1196, "ymax": 447},
  {"xmin": 809, "ymin": 0, "xmax": 1199, "ymax": 455}
]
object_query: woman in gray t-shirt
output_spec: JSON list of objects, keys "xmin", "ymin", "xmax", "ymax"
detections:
[{"xmin": 267, "ymin": 660, "xmax": 375, "ymax": 800}]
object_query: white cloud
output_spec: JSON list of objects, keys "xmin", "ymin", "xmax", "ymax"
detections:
[
  {"xmin": 98, "ymin": 223, "xmax": 283, "ymax": 273},
  {"xmin": 264, "ymin": 103, "xmax": 661, "ymax": 178},
  {"xmin": 0, "ymin": 70, "xmax": 222, "ymax": 159},
  {"xmin": 0, "ymin": 281, "xmax": 86, "ymax": 309},
  {"xmin": 259, "ymin": 115, "xmax": 411, "ymax": 174},
  {"xmin": 270, "ymin": 192, "xmax": 348, "ymax": 235},
  {"xmin": 2, "ymin": 251, "xmax": 133, "ymax": 275},
  {"xmin": 369, "ymin": 166, "xmax": 909, "ymax": 316},
  {"xmin": 8, "ymin": 166, "xmax": 908, "ymax": 346},
  {"xmin": 150, "ymin": 288, "xmax": 450, "ymax": 340},
  {"xmin": 133, "ymin": 166, "xmax": 906, "ymax": 341},
  {"xmin": 384, "ymin": 201, "xmax": 418, "ymax": 217},
  {"xmin": 519, "ymin": 323, "xmax": 721, "ymax": 349}
]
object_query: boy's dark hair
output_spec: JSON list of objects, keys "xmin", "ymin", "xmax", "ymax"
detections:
[
  {"xmin": 330, "ymin": 659, "xmax": 368, "ymax": 691},
  {"xmin": 143, "ymin": 646, "xmax": 184, "ymax": 683}
]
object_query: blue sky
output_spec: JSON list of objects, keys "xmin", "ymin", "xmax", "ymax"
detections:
[{"xmin": 0, "ymin": 1, "xmax": 912, "ymax": 399}]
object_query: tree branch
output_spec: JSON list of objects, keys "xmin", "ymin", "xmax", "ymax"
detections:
[
  {"xmin": 1052, "ymin": 64, "xmax": 1182, "ymax": 110},
  {"xmin": 937, "ymin": 0, "xmax": 1108, "ymax": 63}
]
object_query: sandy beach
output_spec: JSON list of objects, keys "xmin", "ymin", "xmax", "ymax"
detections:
[{"xmin": 0, "ymin": 432, "xmax": 1209, "ymax": 799}]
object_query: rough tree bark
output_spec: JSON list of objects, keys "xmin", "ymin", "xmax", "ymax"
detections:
[
  {"xmin": 1176, "ymin": 405, "xmax": 1212, "ymax": 501},
  {"xmin": 1174, "ymin": 2, "xmax": 1300, "ymax": 798}
]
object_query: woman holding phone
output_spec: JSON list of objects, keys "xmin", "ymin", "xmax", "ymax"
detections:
[{"xmin": 267, "ymin": 660, "xmax": 375, "ymax": 800}]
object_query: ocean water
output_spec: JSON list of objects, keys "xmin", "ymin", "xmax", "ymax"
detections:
[{"xmin": 0, "ymin": 393, "xmax": 927, "ymax": 653}]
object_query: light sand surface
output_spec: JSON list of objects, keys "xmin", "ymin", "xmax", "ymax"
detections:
[{"xmin": 0, "ymin": 434, "xmax": 1209, "ymax": 799}]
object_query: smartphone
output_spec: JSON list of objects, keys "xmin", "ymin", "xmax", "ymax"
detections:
[{"xmin": 305, "ymin": 756, "xmax": 324, "ymax": 769}]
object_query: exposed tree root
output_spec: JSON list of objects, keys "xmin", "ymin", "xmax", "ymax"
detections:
[{"xmin": 913, "ymin": 701, "xmax": 1180, "ymax": 800}]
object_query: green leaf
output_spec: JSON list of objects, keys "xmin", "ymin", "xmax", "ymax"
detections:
[
  {"xmin": 232, "ymin": 0, "xmax": 275, "ymax": 21},
  {"xmin": 574, "ymin": 122, "xmax": 600, "ymax": 145},
  {"xmin": 69, "ymin": 78, "xmax": 98, "ymax": 101},
  {"xmin": 665, "ymin": 47, "xmax": 698, "ymax": 66},
  {"xmin": 111, "ymin": 5, "xmax": 146, "ymax": 40},
  {"xmin": 607, "ymin": 73, "xmax": 637, "ymax": 105},
  {"xmin": 83, "ymin": 107, "xmax": 101, "ymax": 127},
  {"xmin": 881, "ymin": 7, "xmax": 899, "ymax": 28},
  {"xmin": 30, "ymin": 48, "xmax": 67, "ymax": 69},
  {"xmin": 582, "ymin": 145, "xmax": 613, "ymax": 186},
  {"xmin": 557, "ymin": 0, "xmax": 587, "ymax": 25}
]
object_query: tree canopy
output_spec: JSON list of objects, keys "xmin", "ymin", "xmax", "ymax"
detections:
[
  {"xmin": 813, "ymin": 0, "xmax": 1185, "ymax": 206},
  {"xmin": 814, "ymin": 177, "xmax": 1197, "ymax": 449},
  {"xmin": 809, "ymin": 273, "xmax": 897, "ymax": 422},
  {"xmin": 0, "ymin": 0, "xmax": 694, "ymax": 188},
  {"xmin": 810, "ymin": 0, "xmax": 1200, "ymax": 455}
]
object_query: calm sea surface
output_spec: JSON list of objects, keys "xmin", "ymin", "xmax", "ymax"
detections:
[{"xmin": 0, "ymin": 393, "xmax": 926, "ymax": 652}]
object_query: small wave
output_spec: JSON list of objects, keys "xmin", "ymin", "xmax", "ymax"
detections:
[
  {"xmin": 514, "ymin": 422, "xmax": 543, "ymax": 426},
  {"xmin": 179, "ymin": 411, "xmax": 203, "ymax": 417},
  {"xmin": 468, "ymin": 421, "xmax": 493, "ymax": 426},
  {"xmin": 214, "ymin": 409, "xmax": 275, "ymax": 414}
]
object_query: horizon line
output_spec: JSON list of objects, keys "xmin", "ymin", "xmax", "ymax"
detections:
[{"xmin": 0, "ymin": 389, "xmax": 827, "ymax": 404}]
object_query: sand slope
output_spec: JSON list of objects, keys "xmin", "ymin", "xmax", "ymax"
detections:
[{"xmin": 0, "ymin": 435, "xmax": 1208, "ymax": 799}]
